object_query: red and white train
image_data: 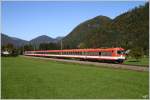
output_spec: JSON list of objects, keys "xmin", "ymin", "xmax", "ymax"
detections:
[{"xmin": 24, "ymin": 47, "xmax": 126, "ymax": 63}]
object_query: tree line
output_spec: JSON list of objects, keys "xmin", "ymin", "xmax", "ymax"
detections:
[
  {"xmin": 1, "ymin": 42, "xmax": 146, "ymax": 61},
  {"xmin": 1, "ymin": 42, "xmax": 61, "ymax": 56}
]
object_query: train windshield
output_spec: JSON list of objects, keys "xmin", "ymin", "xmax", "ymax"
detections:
[{"xmin": 117, "ymin": 50, "xmax": 125, "ymax": 54}]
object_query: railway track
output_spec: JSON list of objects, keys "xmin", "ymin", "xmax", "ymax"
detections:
[{"xmin": 22, "ymin": 56, "xmax": 149, "ymax": 72}]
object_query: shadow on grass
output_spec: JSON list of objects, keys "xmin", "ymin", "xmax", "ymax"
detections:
[{"xmin": 128, "ymin": 60, "xmax": 139, "ymax": 62}]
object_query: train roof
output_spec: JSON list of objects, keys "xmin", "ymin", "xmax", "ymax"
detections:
[{"xmin": 26, "ymin": 47, "xmax": 125, "ymax": 52}]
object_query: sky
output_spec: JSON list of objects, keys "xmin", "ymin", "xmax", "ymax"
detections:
[{"xmin": 2, "ymin": 1, "xmax": 146, "ymax": 41}]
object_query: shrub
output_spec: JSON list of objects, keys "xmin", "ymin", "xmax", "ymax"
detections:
[{"xmin": 129, "ymin": 48, "xmax": 143, "ymax": 61}]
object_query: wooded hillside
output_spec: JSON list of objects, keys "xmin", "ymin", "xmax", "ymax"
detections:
[{"xmin": 63, "ymin": 3, "xmax": 149, "ymax": 55}]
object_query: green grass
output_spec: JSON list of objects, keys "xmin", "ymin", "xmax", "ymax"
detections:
[
  {"xmin": 2, "ymin": 57, "xmax": 149, "ymax": 99},
  {"xmin": 123, "ymin": 57, "xmax": 149, "ymax": 66}
]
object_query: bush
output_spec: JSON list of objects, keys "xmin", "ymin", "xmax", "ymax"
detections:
[{"xmin": 129, "ymin": 48, "xmax": 143, "ymax": 61}]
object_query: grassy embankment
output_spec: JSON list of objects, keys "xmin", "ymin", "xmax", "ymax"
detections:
[
  {"xmin": 2, "ymin": 57, "xmax": 149, "ymax": 99},
  {"xmin": 124, "ymin": 57, "xmax": 149, "ymax": 66}
]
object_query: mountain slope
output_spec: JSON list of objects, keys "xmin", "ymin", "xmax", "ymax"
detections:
[
  {"xmin": 29, "ymin": 35, "xmax": 54, "ymax": 45},
  {"xmin": 29, "ymin": 35, "xmax": 63, "ymax": 47},
  {"xmin": 1, "ymin": 33, "xmax": 63, "ymax": 48},
  {"xmin": 62, "ymin": 3, "xmax": 149, "ymax": 54},
  {"xmin": 63, "ymin": 16, "xmax": 112, "ymax": 48},
  {"xmin": 1, "ymin": 34, "xmax": 28, "ymax": 47},
  {"xmin": 110, "ymin": 3, "xmax": 149, "ymax": 50}
]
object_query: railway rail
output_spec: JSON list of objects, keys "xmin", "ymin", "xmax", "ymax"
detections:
[{"xmin": 22, "ymin": 55, "xmax": 149, "ymax": 72}]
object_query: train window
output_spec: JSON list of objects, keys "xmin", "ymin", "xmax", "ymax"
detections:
[
  {"xmin": 76, "ymin": 52, "xmax": 78, "ymax": 55},
  {"xmin": 91, "ymin": 52, "xmax": 93, "ymax": 56},
  {"xmin": 94, "ymin": 52, "xmax": 98, "ymax": 56},
  {"xmin": 82, "ymin": 52, "xmax": 84, "ymax": 55},
  {"xmin": 91, "ymin": 52, "xmax": 94, "ymax": 56},
  {"xmin": 95, "ymin": 52, "xmax": 97, "ymax": 56},
  {"xmin": 90, "ymin": 52, "xmax": 93, "ymax": 56},
  {"xmin": 86, "ymin": 52, "xmax": 87, "ymax": 55},
  {"xmin": 93, "ymin": 52, "xmax": 96, "ymax": 56},
  {"xmin": 90, "ymin": 52, "xmax": 92, "ymax": 56},
  {"xmin": 78, "ymin": 52, "xmax": 80, "ymax": 55},
  {"xmin": 78, "ymin": 52, "xmax": 81, "ymax": 55},
  {"xmin": 79, "ymin": 52, "xmax": 81, "ymax": 55},
  {"xmin": 117, "ymin": 50, "xmax": 125, "ymax": 54},
  {"xmin": 86, "ymin": 52, "xmax": 89, "ymax": 56},
  {"xmin": 48, "ymin": 52, "xmax": 51, "ymax": 54},
  {"xmin": 86, "ymin": 52, "xmax": 88, "ymax": 56},
  {"xmin": 88, "ymin": 52, "xmax": 92, "ymax": 56},
  {"xmin": 101, "ymin": 52, "xmax": 112, "ymax": 56}
]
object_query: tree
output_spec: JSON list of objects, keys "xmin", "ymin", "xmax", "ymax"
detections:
[
  {"xmin": 39, "ymin": 43, "xmax": 47, "ymax": 50},
  {"xmin": 77, "ymin": 43, "xmax": 86, "ymax": 49},
  {"xmin": 39, "ymin": 43, "xmax": 59, "ymax": 50},
  {"xmin": 24, "ymin": 44, "xmax": 34, "ymax": 51},
  {"xmin": 129, "ymin": 47, "xmax": 143, "ymax": 61},
  {"xmin": 11, "ymin": 48, "xmax": 19, "ymax": 56},
  {"xmin": 5, "ymin": 43, "xmax": 14, "ymax": 52},
  {"xmin": 2, "ymin": 43, "xmax": 14, "ymax": 54},
  {"xmin": 1, "ymin": 44, "xmax": 19, "ymax": 56}
]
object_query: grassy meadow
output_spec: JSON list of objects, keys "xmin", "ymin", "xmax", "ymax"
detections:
[{"xmin": 1, "ymin": 57, "xmax": 149, "ymax": 99}]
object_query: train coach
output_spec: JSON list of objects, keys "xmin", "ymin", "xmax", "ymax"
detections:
[{"xmin": 24, "ymin": 47, "xmax": 126, "ymax": 63}]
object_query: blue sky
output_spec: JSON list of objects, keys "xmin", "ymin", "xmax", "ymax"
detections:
[{"xmin": 2, "ymin": 1, "xmax": 146, "ymax": 41}]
